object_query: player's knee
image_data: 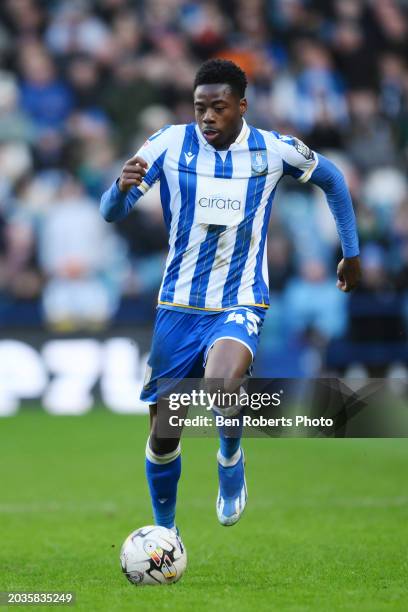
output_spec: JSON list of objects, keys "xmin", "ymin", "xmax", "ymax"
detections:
[
  {"xmin": 148, "ymin": 401, "xmax": 183, "ymax": 456},
  {"xmin": 149, "ymin": 432, "xmax": 180, "ymax": 456},
  {"xmin": 205, "ymin": 347, "xmax": 249, "ymax": 387},
  {"xmin": 203, "ymin": 368, "xmax": 243, "ymax": 395}
]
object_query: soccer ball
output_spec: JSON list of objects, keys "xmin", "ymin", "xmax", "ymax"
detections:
[{"xmin": 120, "ymin": 525, "xmax": 187, "ymax": 586}]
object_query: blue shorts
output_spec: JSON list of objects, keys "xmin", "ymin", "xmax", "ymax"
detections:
[{"xmin": 140, "ymin": 306, "xmax": 267, "ymax": 403}]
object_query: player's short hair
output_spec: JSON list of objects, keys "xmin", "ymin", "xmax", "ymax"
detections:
[{"xmin": 193, "ymin": 59, "xmax": 248, "ymax": 98}]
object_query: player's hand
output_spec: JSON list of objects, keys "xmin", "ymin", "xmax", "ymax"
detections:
[
  {"xmin": 336, "ymin": 256, "xmax": 361, "ymax": 292},
  {"xmin": 118, "ymin": 155, "xmax": 148, "ymax": 192}
]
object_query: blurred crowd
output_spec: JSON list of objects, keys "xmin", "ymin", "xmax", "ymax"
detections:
[{"xmin": 0, "ymin": 0, "xmax": 407, "ymax": 372}]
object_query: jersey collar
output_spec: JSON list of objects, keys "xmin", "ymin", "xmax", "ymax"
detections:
[{"xmin": 195, "ymin": 118, "xmax": 250, "ymax": 151}]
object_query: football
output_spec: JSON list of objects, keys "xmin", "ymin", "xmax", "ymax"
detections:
[{"xmin": 120, "ymin": 525, "xmax": 187, "ymax": 586}]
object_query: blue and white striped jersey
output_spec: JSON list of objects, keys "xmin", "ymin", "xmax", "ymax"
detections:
[{"xmin": 104, "ymin": 120, "xmax": 320, "ymax": 313}]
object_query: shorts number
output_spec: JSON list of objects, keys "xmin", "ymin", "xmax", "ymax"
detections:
[{"xmin": 225, "ymin": 311, "xmax": 261, "ymax": 336}]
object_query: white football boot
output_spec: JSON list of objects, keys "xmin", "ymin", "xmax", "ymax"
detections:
[{"xmin": 216, "ymin": 448, "xmax": 247, "ymax": 526}]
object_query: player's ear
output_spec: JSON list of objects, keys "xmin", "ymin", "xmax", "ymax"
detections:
[{"xmin": 239, "ymin": 97, "xmax": 248, "ymax": 116}]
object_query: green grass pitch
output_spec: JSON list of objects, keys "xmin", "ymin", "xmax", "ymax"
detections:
[{"xmin": 1, "ymin": 408, "xmax": 407, "ymax": 611}]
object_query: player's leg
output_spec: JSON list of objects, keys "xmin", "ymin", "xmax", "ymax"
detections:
[
  {"xmin": 205, "ymin": 337, "xmax": 249, "ymax": 451},
  {"xmin": 145, "ymin": 402, "xmax": 182, "ymax": 530},
  {"xmin": 204, "ymin": 307, "xmax": 265, "ymax": 526},
  {"xmin": 141, "ymin": 308, "xmax": 206, "ymax": 531},
  {"xmin": 205, "ymin": 339, "xmax": 250, "ymax": 526}
]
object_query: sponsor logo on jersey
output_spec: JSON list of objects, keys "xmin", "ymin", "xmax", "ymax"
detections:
[{"xmin": 198, "ymin": 195, "xmax": 242, "ymax": 210}]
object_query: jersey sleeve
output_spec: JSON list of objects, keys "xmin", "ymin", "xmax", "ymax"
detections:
[
  {"xmin": 309, "ymin": 153, "xmax": 360, "ymax": 258},
  {"xmin": 100, "ymin": 124, "xmax": 173, "ymax": 222},
  {"xmin": 272, "ymin": 132, "xmax": 318, "ymax": 183},
  {"xmin": 134, "ymin": 124, "xmax": 173, "ymax": 196},
  {"xmin": 271, "ymin": 131, "xmax": 359, "ymax": 258}
]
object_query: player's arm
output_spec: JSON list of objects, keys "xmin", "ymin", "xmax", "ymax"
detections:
[
  {"xmin": 100, "ymin": 125, "xmax": 173, "ymax": 223},
  {"xmin": 309, "ymin": 154, "xmax": 361, "ymax": 292},
  {"xmin": 100, "ymin": 156, "xmax": 148, "ymax": 222},
  {"xmin": 274, "ymin": 133, "xmax": 361, "ymax": 292}
]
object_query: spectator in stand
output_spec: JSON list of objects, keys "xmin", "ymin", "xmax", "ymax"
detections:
[
  {"xmin": 348, "ymin": 243, "xmax": 407, "ymax": 346},
  {"xmin": 0, "ymin": 214, "xmax": 41, "ymax": 304},
  {"xmin": 331, "ymin": 19, "xmax": 378, "ymax": 91},
  {"xmin": 378, "ymin": 52, "xmax": 407, "ymax": 121},
  {"xmin": 282, "ymin": 259, "xmax": 347, "ymax": 343},
  {"xmin": 0, "ymin": 72, "xmax": 35, "ymax": 145},
  {"xmin": 38, "ymin": 173, "xmax": 124, "ymax": 330},
  {"xmin": 270, "ymin": 39, "xmax": 348, "ymax": 141},
  {"xmin": 18, "ymin": 42, "xmax": 74, "ymax": 133},
  {"xmin": 44, "ymin": 0, "xmax": 115, "ymax": 65},
  {"xmin": 65, "ymin": 53, "xmax": 102, "ymax": 112},
  {"xmin": 345, "ymin": 90, "xmax": 398, "ymax": 172},
  {"xmin": 0, "ymin": 0, "xmax": 45, "ymax": 39},
  {"xmin": 371, "ymin": 0, "xmax": 408, "ymax": 57},
  {"xmin": 18, "ymin": 42, "xmax": 74, "ymax": 166}
]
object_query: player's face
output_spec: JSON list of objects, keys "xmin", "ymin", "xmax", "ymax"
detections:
[{"xmin": 194, "ymin": 84, "xmax": 247, "ymax": 150}]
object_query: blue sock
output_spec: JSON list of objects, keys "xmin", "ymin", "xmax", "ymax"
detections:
[
  {"xmin": 145, "ymin": 439, "xmax": 181, "ymax": 529},
  {"xmin": 219, "ymin": 436, "xmax": 241, "ymax": 460},
  {"xmin": 218, "ymin": 411, "xmax": 243, "ymax": 461}
]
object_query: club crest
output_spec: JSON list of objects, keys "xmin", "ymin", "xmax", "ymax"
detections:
[{"xmin": 251, "ymin": 150, "xmax": 268, "ymax": 176}]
